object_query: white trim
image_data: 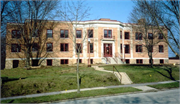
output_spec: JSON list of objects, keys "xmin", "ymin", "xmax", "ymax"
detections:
[
  {"xmin": 101, "ymin": 41, "xmax": 115, "ymax": 58},
  {"xmin": 123, "ymin": 58, "xmax": 169, "ymax": 59},
  {"xmin": 6, "ymin": 57, "xmax": 102, "ymax": 60}
]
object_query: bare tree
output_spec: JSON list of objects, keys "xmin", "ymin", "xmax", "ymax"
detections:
[
  {"xmin": 5, "ymin": 1, "xmax": 61, "ymax": 69},
  {"xmin": 59, "ymin": 0, "xmax": 91, "ymax": 93},
  {"xmin": 131, "ymin": 0, "xmax": 179, "ymax": 58}
]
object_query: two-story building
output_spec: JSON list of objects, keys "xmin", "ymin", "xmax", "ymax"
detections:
[{"xmin": 5, "ymin": 18, "xmax": 168, "ymax": 69}]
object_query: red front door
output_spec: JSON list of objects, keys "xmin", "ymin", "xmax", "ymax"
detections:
[{"xmin": 104, "ymin": 43, "xmax": 112, "ymax": 57}]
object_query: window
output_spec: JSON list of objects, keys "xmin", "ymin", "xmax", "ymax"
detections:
[
  {"xmin": 11, "ymin": 44, "xmax": 21, "ymax": 52},
  {"xmin": 88, "ymin": 43, "xmax": 93, "ymax": 53},
  {"xmin": 104, "ymin": 30, "xmax": 112, "ymax": 38},
  {"xmin": 47, "ymin": 29, "xmax": 53, "ymax": 38},
  {"xmin": 32, "ymin": 59, "xmax": 39, "ymax": 66},
  {"xmin": 120, "ymin": 44, "xmax": 122, "ymax": 53},
  {"xmin": 148, "ymin": 45, "xmax": 153, "ymax": 52},
  {"xmin": 160, "ymin": 59, "xmax": 164, "ymax": 64},
  {"xmin": 159, "ymin": 45, "xmax": 163, "ymax": 53},
  {"xmin": 120, "ymin": 31, "xmax": 122, "ymax": 39},
  {"xmin": 76, "ymin": 30, "xmax": 82, "ymax": 38},
  {"xmin": 88, "ymin": 59, "xmax": 93, "ymax": 64},
  {"xmin": 149, "ymin": 59, "xmax": 153, "ymax": 64},
  {"xmin": 76, "ymin": 43, "xmax": 82, "ymax": 53},
  {"xmin": 32, "ymin": 29, "xmax": 39, "ymax": 37},
  {"xmin": 32, "ymin": 43, "xmax": 39, "ymax": 51},
  {"xmin": 12, "ymin": 30, "xmax": 21, "ymax": 38},
  {"xmin": 158, "ymin": 33, "xmax": 163, "ymax": 39},
  {"xmin": 61, "ymin": 59, "xmax": 68, "ymax": 64},
  {"xmin": 47, "ymin": 43, "xmax": 53, "ymax": 52},
  {"xmin": 135, "ymin": 32, "xmax": 142, "ymax": 40},
  {"xmin": 148, "ymin": 33, "xmax": 153, "ymax": 39},
  {"xmin": 60, "ymin": 43, "xmax": 68, "ymax": 52},
  {"xmin": 47, "ymin": 59, "xmax": 52, "ymax": 66},
  {"xmin": 136, "ymin": 59, "xmax": 143, "ymax": 64},
  {"xmin": 13, "ymin": 60, "xmax": 19, "ymax": 68},
  {"xmin": 77, "ymin": 59, "xmax": 82, "ymax": 63},
  {"xmin": 125, "ymin": 32, "xmax": 129, "ymax": 39},
  {"xmin": 125, "ymin": 59, "xmax": 130, "ymax": 64},
  {"xmin": 60, "ymin": 30, "xmax": 68, "ymax": 38},
  {"xmin": 125, "ymin": 44, "xmax": 130, "ymax": 54},
  {"xmin": 136, "ymin": 45, "xmax": 142, "ymax": 52},
  {"xmin": 88, "ymin": 30, "xmax": 93, "ymax": 38}
]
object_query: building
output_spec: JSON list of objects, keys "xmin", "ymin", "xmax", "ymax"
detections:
[{"xmin": 5, "ymin": 18, "xmax": 168, "ymax": 69}]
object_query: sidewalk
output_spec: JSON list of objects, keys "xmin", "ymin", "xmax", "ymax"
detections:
[{"xmin": 1, "ymin": 80, "xmax": 179, "ymax": 101}]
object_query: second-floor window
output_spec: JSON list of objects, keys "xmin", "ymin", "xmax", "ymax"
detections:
[
  {"xmin": 125, "ymin": 44, "xmax": 130, "ymax": 54},
  {"xmin": 32, "ymin": 43, "xmax": 39, "ymax": 52},
  {"xmin": 136, "ymin": 45, "xmax": 142, "ymax": 52},
  {"xmin": 88, "ymin": 30, "xmax": 93, "ymax": 38},
  {"xmin": 11, "ymin": 44, "xmax": 21, "ymax": 52},
  {"xmin": 88, "ymin": 43, "xmax": 93, "ymax": 53},
  {"xmin": 120, "ymin": 31, "xmax": 122, "ymax": 39},
  {"xmin": 60, "ymin": 43, "xmax": 68, "ymax": 52},
  {"xmin": 125, "ymin": 32, "xmax": 129, "ymax": 39},
  {"xmin": 148, "ymin": 33, "xmax": 153, "ymax": 39},
  {"xmin": 158, "ymin": 33, "xmax": 163, "ymax": 39},
  {"xmin": 159, "ymin": 45, "xmax": 164, "ymax": 53},
  {"xmin": 60, "ymin": 30, "xmax": 68, "ymax": 38},
  {"xmin": 148, "ymin": 45, "xmax": 153, "ymax": 52},
  {"xmin": 47, "ymin": 29, "xmax": 53, "ymax": 38},
  {"xmin": 47, "ymin": 43, "xmax": 53, "ymax": 52},
  {"xmin": 76, "ymin": 43, "xmax": 82, "ymax": 53},
  {"xmin": 104, "ymin": 30, "xmax": 112, "ymax": 38},
  {"xmin": 32, "ymin": 29, "xmax": 39, "ymax": 37},
  {"xmin": 12, "ymin": 30, "xmax": 21, "ymax": 39},
  {"xmin": 136, "ymin": 32, "xmax": 142, "ymax": 40},
  {"xmin": 76, "ymin": 30, "xmax": 82, "ymax": 38}
]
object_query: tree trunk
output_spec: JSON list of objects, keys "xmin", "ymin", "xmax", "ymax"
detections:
[{"xmin": 76, "ymin": 53, "xmax": 80, "ymax": 93}]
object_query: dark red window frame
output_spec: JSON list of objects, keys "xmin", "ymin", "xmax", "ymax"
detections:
[
  {"xmin": 12, "ymin": 30, "xmax": 21, "ymax": 39},
  {"xmin": 47, "ymin": 29, "xmax": 53, "ymax": 38},
  {"xmin": 125, "ymin": 32, "xmax": 130, "ymax": 39},
  {"xmin": 159, "ymin": 45, "xmax": 164, "ymax": 53},
  {"xmin": 88, "ymin": 29, "xmax": 93, "ymax": 38},
  {"xmin": 60, "ymin": 30, "xmax": 68, "ymax": 38},
  {"xmin": 76, "ymin": 30, "xmax": 82, "ymax": 38},
  {"xmin": 125, "ymin": 44, "xmax": 130, "ymax": 54},
  {"xmin": 60, "ymin": 43, "xmax": 69, "ymax": 52},
  {"xmin": 136, "ymin": 45, "xmax": 143, "ymax": 52},
  {"xmin": 158, "ymin": 33, "xmax": 163, "ymax": 39},
  {"xmin": 148, "ymin": 33, "xmax": 153, "ymax": 39},
  {"xmin": 136, "ymin": 59, "xmax": 143, "ymax": 64},
  {"xmin": 104, "ymin": 29, "xmax": 112, "ymax": 38},
  {"xmin": 61, "ymin": 59, "xmax": 68, "ymax": 64},
  {"xmin": 47, "ymin": 59, "xmax": 52, "ymax": 66},
  {"xmin": 11, "ymin": 44, "xmax": 21, "ymax": 52},
  {"xmin": 46, "ymin": 43, "xmax": 53, "ymax": 52},
  {"xmin": 160, "ymin": 59, "xmax": 164, "ymax": 64},
  {"xmin": 87, "ymin": 43, "xmax": 93, "ymax": 53},
  {"xmin": 135, "ymin": 32, "xmax": 142, "ymax": 40},
  {"xmin": 76, "ymin": 43, "xmax": 82, "ymax": 53}
]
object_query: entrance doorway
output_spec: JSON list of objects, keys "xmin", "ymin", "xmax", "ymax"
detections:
[{"xmin": 104, "ymin": 43, "xmax": 112, "ymax": 57}]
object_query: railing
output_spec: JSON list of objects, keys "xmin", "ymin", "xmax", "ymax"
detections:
[
  {"xmin": 105, "ymin": 57, "xmax": 111, "ymax": 64},
  {"xmin": 101, "ymin": 36, "xmax": 115, "ymax": 40},
  {"xmin": 113, "ymin": 57, "xmax": 118, "ymax": 64},
  {"xmin": 113, "ymin": 65, "xmax": 122, "ymax": 82}
]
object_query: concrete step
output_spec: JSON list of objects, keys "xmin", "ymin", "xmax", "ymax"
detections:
[{"xmin": 120, "ymin": 72, "xmax": 133, "ymax": 84}]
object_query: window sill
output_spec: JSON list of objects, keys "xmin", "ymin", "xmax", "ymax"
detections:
[
  {"xmin": 60, "ymin": 38, "xmax": 69, "ymax": 39},
  {"xmin": 125, "ymin": 53, "xmax": 130, "ymax": 54},
  {"xmin": 136, "ymin": 52, "xmax": 143, "ymax": 53},
  {"xmin": 60, "ymin": 51, "xmax": 69, "ymax": 52}
]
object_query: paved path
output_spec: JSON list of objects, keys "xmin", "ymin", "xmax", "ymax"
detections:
[
  {"xmin": 1, "ymin": 80, "xmax": 179, "ymax": 101},
  {"xmin": 50, "ymin": 89, "xmax": 180, "ymax": 104},
  {"xmin": 91, "ymin": 66, "xmax": 133, "ymax": 84}
]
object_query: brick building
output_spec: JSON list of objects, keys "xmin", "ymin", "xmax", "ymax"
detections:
[{"xmin": 5, "ymin": 18, "xmax": 168, "ymax": 69}]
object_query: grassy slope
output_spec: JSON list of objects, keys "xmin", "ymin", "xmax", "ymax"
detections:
[
  {"xmin": 101, "ymin": 65, "xmax": 179, "ymax": 83},
  {"xmin": 1, "ymin": 87, "xmax": 141, "ymax": 103},
  {"xmin": 149, "ymin": 82, "xmax": 179, "ymax": 89},
  {"xmin": 1, "ymin": 66, "xmax": 119, "ymax": 97}
]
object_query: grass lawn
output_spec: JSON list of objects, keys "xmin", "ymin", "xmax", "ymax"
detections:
[
  {"xmin": 1, "ymin": 87, "xmax": 141, "ymax": 103},
  {"xmin": 101, "ymin": 65, "xmax": 179, "ymax": 83},
  {"xmin": 1, "ymin": 66, "xmax": 119, "ymax": 97},
  {"xmin": 149, "ymin": 82, "xmax": 179, "ymax": 89}
]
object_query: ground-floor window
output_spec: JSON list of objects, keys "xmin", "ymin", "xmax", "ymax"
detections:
[
  {"xmin": 87, "ymin": 59, "xmax": 93, "ymax": 64},
  {"xmin": 125, "ymin": 59, "xmax": 130, "ymax": 64},
  {"xmin": 47, "ymin": 59, "xmax": 52, "ymax": 66},
  {"xmin": 77, "ymin": 59, "xmax": 82, "ymax": 63},
  {"xmin": 136, "ymin": 59, "xmax": 143, "ymax": 64},
  {"xmin": 61, "ymin": 59, "xmax": 68, "ymax": 64},
  {"xmin": 160, "ymin": 59, "xmax": 164, "ymax": 64},
  {"xmin": 32, "ymin": 59, "xmax": 39, "ymax": 66},
  {"xmin": 13, "ymin": 60, "xmax": 19, "ymax": 68}
]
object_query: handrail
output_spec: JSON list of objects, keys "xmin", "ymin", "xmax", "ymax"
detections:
[
  {"xmin": 113, "ymin": 65, "xmax": 122, "ymax": 82},
  {"xmin": 105, "ymin": 57, "xmax": 111, "ymax": 63}
]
